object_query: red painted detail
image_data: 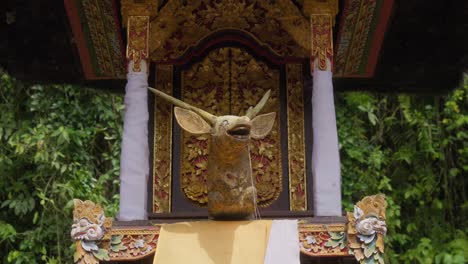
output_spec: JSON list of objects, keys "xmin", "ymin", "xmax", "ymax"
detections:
[
  {"xmin": 64, "ymin": 0, "xmax": 95, "ymax": 79},
  {"xmin": 365, "ymin": 0, "xmax": 395, "ymax": 77}
]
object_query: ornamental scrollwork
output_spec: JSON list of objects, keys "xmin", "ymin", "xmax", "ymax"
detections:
[{"xmin": 347, "ymin": 194, "xmax": 387, "ymax": 264}]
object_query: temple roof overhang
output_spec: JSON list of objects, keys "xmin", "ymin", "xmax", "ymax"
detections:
[{"xmin": 1, "ymin": 0, "xmax": 467, "ymax": 93}]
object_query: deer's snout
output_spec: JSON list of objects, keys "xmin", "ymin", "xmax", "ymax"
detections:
[{"xmin": 227, "ymin": 124, "xmax": 251, "ymax": 140}]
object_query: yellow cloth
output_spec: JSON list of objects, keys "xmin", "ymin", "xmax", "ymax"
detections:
[{"xmin": 153, "ymin": 220, "xmax": 272, "ymax": 264}]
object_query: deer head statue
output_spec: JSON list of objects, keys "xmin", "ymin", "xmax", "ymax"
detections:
[{"xmin": 148, "ymin": 87, "xmax": 276, "ymax": 219}]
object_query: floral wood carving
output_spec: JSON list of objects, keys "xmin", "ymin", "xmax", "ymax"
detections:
[
  {"xmin": 347, "ymin": 194, "xmax": 387, "ymax": 264},
  {"xmin": 299, "ymin": 223, "xmax": 351, "ymax": 256},
  {"xmin": 180, "ymin": 47, "xmax": 282, "ymax": 207},
  {"xmin": 149, "ymin": 0, "xmax": 309, "ymax": 62},
  {"xmin": 152, "ymin": 65, "xmax": 173, "ymax": 213},
  {"xmin": 126, "ymin": 16, "xmax": 149, "ymax": 72},
  {"xmin": 286, "ymin": 64, "xmax": 307, "ymax": 211},
  {"xmin": 106, "ymin": 229, "xmax": 159, "ymax": 260}
]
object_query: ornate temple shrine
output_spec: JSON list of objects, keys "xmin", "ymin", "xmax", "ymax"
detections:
[{"xmin": 2, "ymin": 0, "xmax": 467, "ymax": 263}]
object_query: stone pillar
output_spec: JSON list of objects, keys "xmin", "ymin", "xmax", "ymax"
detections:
[
  {"xmin": 118, "ymin": 0, "xmax": 157, "ymax": 221},
  {"xmin": 304, "ymin": 0, "xmax": 342, "ymax": 216}
]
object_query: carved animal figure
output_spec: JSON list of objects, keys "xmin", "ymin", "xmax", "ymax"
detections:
[{"xmin": 148, "ymin": 87, "xmax": 276, "ymax": 219}]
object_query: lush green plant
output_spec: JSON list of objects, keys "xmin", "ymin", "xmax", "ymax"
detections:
[
  {"xmin": 0, "ymin": 71, "xmax": 123, "ymax": 263},
  {"xmin": 337, "ymin": 75, "xmax": 467, "ymax": 264},
  {"xmin": 0, "ymin": 70, "xmax": 466, "ymax": 263}
]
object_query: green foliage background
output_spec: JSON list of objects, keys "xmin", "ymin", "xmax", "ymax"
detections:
[{"xmin": 0, "ymin": 70, "xmax": 466, "ymax": 263}]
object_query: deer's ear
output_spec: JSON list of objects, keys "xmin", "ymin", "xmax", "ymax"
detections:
[
  {"xmin": 174, "ymin": 107, "xmax": 212, "ymax": 134},
  {"xmin": 251, "ymin": 112, "xmax": 276, "ymax": 139}
]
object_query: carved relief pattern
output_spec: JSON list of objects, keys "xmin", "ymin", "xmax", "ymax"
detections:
[
  {"xmin": 299, "ymin": 223, "xmax": 352, "ymax": 257},
  {"xmin": 230, "ymin": 48, "xmax": 282, "ymax": 207},
  {"xmin": 180, "ymin": 47, "xmax": 282, "ymax": 207},
  {"xmin": 153, "ymin": 65, "xmax": 173, "ymax": 213},
  {"xmin": 80, "ymin": 0, "xmax": 125, "ymax": 78},
  {"xmin": 334, "ymin": 0, "xmax": 380, "ymax": 76},
  {"xmin": 299, "ymin": 231, "xmax": 350, "ymax": 256},
  {"xmin": 74, "ymin": 228, "xmax": 160, "ymax": 263},
  {"xmin": 127, "ymin": 16, "xmax": 149, "ymax": 72},
  {"xmin": 310, "ymin": 14, "xmax": 333, "ymax": 71},
  {"xmin": 286, "ymin": 64, "xmax": 307, "ymax": 211},
  {"xmin": 149, "ymin": 0, "xmax": 309, "ymax": 62},
  {"xmin": 106, "ymin": 229, "xmax": 160, "ymax": 260},
  {"xmin": 181, "ymin": 48, "xmax": 231, "ymax": 205}
]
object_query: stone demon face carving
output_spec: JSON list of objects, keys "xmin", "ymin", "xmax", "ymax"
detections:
[
  {"xmin": 355, "ymin": 216, "xmax": 387, "ymax": 236},
  {"xmin": 71, "ymin": 200, "xmax": 110, "ymax": 241},
  {"xmin": 347, "ymin": 194, "xmax": 388, "ymax": 263},
  {"xmin": 71, "ymin": 216, "xmax": 105, "ymax": 241},
  {"xmin": 353, "ymin": 205, "xmax": 387, "ymax": 236}
]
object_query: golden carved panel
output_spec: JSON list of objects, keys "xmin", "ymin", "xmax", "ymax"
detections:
[
  {"xmin": 286, "ymin": 64, "xmax": 307, "ymax": 211},
  {"xmin": 152, "ymin": 65, "xmax": 173, "ymax": 213},
  {"xmin": 149, "ymin": 0, "xmax": 309, "ymax": 62},
  {"xmin": 180, "ymin": 47, "xmax": 282, "ymax": 207}
]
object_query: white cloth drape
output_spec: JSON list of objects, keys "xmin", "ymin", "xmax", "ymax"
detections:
[
  {"xmin": 118, "ymin": 61, "xmax": 149, "ymax": 221},
  {"xmin": 264, "ymin": 220, "xmax": 300, "ymax": 264},
  {"xmin": 312, "ymin": 61, "xmax": 342, "ymax": 216}
]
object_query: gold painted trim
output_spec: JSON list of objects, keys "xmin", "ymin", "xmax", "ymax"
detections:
[
  {"xmin": 152, "ymin": 65, "xmax": 173, "ymax": 213},
  {"xmin": 287, "ymin": 64, "xmax": 307, "ymax": 211},
  {"xmin": 298, "ymin": 223, "xmax": 346, "ymax": 232}
]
